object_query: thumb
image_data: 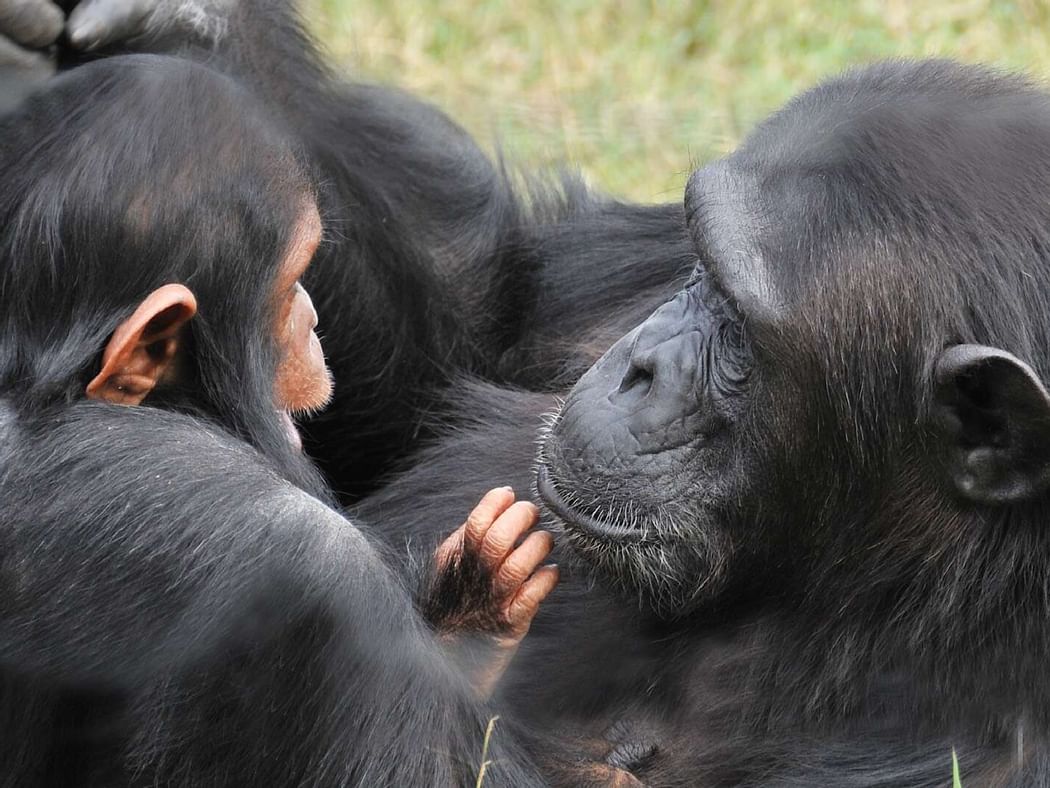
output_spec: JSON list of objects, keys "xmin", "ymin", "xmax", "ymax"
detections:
[{"xmin": 66, "ymin": 0, "xmax": 156, "ymax": 51}]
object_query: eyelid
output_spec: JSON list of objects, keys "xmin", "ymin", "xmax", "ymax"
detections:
[
  {"xmin": 689, "ymin": 264, "xmax": 742, "ymax": 324},
  {"xmin": 685, "ymin": 255, "xmax": 707, "ymax": 288}
]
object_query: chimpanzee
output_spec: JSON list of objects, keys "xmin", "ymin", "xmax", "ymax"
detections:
[
  {"xmin": 43, "ymin": 0, "xmax": 697, "ymax": 500},
  {"xmin": 0, "ymin": 55, "xmax": 562, "ymax": 785},
  {"xmin": 358, "ymin": 60, "xmax": 1050, "ymax": 785},
  {"xmin": 29, "ymin": 5, "xmax": 1050, "ymax": 785}
]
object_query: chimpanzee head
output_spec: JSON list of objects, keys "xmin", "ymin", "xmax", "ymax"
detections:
[
  {"xmin": 539, "ymin": 60, "xmax": 1050, "ymax": 619},
  {"xmin": 0, "ymin": 55, "xmax": 330, "ymax": 489}
]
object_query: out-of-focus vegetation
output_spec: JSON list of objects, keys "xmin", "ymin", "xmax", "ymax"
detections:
[{"xmin": 303, "ymin": 0, "xmax": 1050, "ymax": 202}]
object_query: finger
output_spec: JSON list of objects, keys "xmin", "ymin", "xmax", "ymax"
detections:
[
  {"xmin": 479, "ymin": 500, "xmax": 538, "ymax": 567},
  {"xmin": 0, "ymin": 0, "xmax": 63, "ymax": 48},
  {"xmin": 0, "ymin": 32, "xmax": 52, "ymax": 69},
  {"xmin": 463, "ymin": 487, "xmax": 515, "ymax": 549},
  {"xmin": 494, "ymin": 530, "xmax": 554, "ymax": 598},
  {"xmin": 505, "ymin": 565, "xmax": 559, "ymax": 634},
  {"xmin": 433, "ymin": 523, "xmax": 466, "ymax": 569},
  {"xmin": 67, "ymin": 0, "xmax": 157, "ymax": 51}
]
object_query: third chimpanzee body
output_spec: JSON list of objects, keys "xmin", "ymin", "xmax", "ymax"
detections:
[{"xmin": 358, "ymin": 60, "xmax": 1050, "ymax": 786}]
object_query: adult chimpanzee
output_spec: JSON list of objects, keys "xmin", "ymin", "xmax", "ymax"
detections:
[
  {"xmin": 358, "ymin": 59, "xmax": 1050, "ymax": 785},
  {"xmin": 0, "ymin": 55, "xmax": 562, "ymax": 785},
  {"xmin": 45, "ymin": 0, "xmax": 697, "ymax": 500}
]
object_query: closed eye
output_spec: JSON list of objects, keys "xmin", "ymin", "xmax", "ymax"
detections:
[{"xmin": 688, "ymin": 263, "xmax": 743, "ymax": 325}]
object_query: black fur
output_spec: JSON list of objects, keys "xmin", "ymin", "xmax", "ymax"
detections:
[
  {"xmin": 53, "ymin": 0, "xmax": 696, "ymax": 499},
  {"xmin": 0, "ymin": 57, "xmax": 547, "ymax": 786},
  {"xmin": 359, "ymin": 61, "xmax": 1050, "ymax": 785}
]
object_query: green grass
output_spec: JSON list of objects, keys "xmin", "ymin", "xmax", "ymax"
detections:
[{"xmin": 303, "ymin": 0, "xmax": 1050, "ymax": 201}]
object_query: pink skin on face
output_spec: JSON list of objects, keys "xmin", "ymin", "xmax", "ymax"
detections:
[{"xmin": 272, "ymin": 204, "xmax": 333, "ymax": 448}]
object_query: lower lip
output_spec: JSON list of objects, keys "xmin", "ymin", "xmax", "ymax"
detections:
[{"xmin": 536, "ymin": 465, "xmax": 647, "ymax": 542}]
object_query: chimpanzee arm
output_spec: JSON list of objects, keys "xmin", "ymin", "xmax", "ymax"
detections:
[{"xmin": 0, "ymin": 402, "xmax": 544, "ymax": 785}]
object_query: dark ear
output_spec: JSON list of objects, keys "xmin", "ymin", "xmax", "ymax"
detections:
[
  {"xmin": 86, "ymin": 284, "xmax": 197, "ymax": 406},
  {"xmin": 933, "ymin": 344, "xmax": 1050, "ymax": 504}
]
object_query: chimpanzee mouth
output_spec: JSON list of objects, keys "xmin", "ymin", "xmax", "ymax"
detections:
[{"xmin": 536, "ymin": 464, "xmax": 651, "ymax": 543}]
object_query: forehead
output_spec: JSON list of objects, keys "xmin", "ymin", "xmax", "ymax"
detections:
[
  {"xmin": 686, "ymin": 150, "xmax": 853, "ymax": 328},
  {"xmin": 277, "ymin": 202, "xmax": 323, "ymax": 284},
  {"xmin": 688, "ymin": 68, "xmax": 1050, "ymax": 324}
]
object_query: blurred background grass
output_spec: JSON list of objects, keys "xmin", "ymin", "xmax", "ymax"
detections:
[{"xmin": 302, "ymin": 0, "xmax": 1050, "ymax": 202}]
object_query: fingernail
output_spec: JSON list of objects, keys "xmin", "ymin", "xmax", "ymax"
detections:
[{"xmin": 69, "ymin": 23, "xmax": 100, "ymax": 49}]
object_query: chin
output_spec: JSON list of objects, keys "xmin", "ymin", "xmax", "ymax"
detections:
[
  {"xmin": 279, "ymin": 368, "xmax": 332, "ymax": 451},
  {"xmin": 535, "ymin": 462, "xmax": 732, "ymax": 619},
  {"xmin": 302, "ymin": 365, "xmax": 335, "ymax": 414},
  {"xmin": 285, "ymin": 366, "xmax": 334, "ymax": 418}
]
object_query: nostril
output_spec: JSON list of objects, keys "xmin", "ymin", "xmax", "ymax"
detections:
[{"xmin": 618, "ymin": 356, "xmax": 654, "ymax": 395}]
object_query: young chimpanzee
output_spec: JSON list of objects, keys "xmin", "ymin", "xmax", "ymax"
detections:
[
  {"xmin": 0, "ymin": 54, "xmax": 558, "ymax": 786},
  {"xmin": 49, "ymin": 0, "xmax": 698, "ymax": 500}
]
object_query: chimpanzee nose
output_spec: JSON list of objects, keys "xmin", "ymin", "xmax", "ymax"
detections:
[
  {"xmin": 615, "ymin": 290, "xmax": 695, "ymax": 405},
  {"xmin": 617, "ymin": 332, "xmax": 654, "ymax": 397},
  {"xmin": 553, "ymin": 287, "xmax": 713, "ymax": 467}
]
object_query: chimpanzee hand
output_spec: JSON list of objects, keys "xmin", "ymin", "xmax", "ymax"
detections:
[
  {"xmin": 64, "ymin": 0, "xmax": 233, "ymax": 52},
  {"xmin": 422, "ymin": 487, "xmax": 559, "ymax": 699},
  {"xmin": 0, "ymin": 0, "xmax": 62, "ymax": 68}
]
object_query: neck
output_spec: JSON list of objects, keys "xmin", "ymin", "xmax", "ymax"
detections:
[{"xmin": 747, "ymin": 505, "xmax": 1050, "ymax": 736}]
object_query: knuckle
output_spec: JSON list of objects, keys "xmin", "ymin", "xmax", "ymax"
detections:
[
  {"xmin": 505, "ymin": 598, "xmax": 527, "ymax": 621},
  {"xmin": 479, "ymin": 541, "xmax": 506, "ymax": 565},
  {"xmin": 484, "ymin": 522, "xmax": 515, "ymax": 549},
  {"xmin": 500, "ymin": 563, "xmax": 527, "ymax": 588},
  {"xmin": 465, "ymin": 510, "xmax": 491, "ymax": 534}
]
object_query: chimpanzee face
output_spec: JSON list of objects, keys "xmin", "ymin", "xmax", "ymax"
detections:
[
  {"xmin": 538, "ymin": 245, "xmax": 758, "ymax": 617},
  {"xmin": 273, "ymin": 203, "xmax": 333, "ymax": 422},
  {"xmin": 537, "ymin": 157, "xmax": 777, "ymax": 617},
  {"xmin": 540, "ymin": 61, "xmax": 1050, "ymax": 620},
  {"xmin": 536, "ymin": 99, "xmax": 876, "ymax": 618}
]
